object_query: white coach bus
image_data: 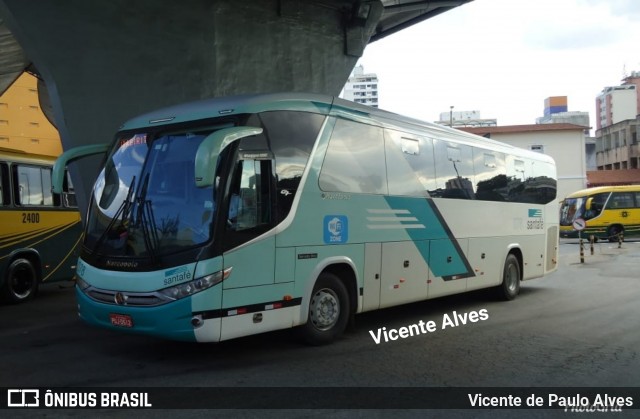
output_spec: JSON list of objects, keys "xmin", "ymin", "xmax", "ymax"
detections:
[{"xmin": 53, "ymin": 93, "xmax": 558, "ymax": 344}]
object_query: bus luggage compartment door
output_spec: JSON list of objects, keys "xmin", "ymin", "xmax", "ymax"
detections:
[{"xmin": 379, "ymin": 241, "xmax": 429, "ymax": 309}]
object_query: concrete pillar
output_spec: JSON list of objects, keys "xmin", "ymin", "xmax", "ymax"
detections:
[{"xmin": 0, "ymin": 0, "xmax": 382, "ymax": 216}]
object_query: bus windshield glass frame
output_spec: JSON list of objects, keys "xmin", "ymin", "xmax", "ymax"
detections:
[{"xmin": 86, "ymin": 129, "xmax": 221, "ymax": 259}]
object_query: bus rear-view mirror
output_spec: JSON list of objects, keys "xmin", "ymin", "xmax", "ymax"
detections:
[
  {"xmin": 52, "ymin": 143, "xmax": 110, "ymax": 194},
  {"xmin": 585, "ymin": 197, "xmax": 593, "ymax": 211},
  {"xmin": 194, "ymin": 126, "xmax": 263, "ymax": 188}
]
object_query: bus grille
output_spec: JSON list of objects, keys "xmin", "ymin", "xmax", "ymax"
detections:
[{"xmin": 85, "ymin": 288, "xmax": 172, "ymax": 307}]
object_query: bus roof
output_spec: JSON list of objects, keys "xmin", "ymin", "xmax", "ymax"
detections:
[
  {"xmin": 0, "ymin": 147, "xmax": 57, "ymax": 165},
  {"xmin": 565, "ymin": 184, "xmax": 640, "ymax": 199},
  {"xmin": 119, "ymin": 92, "xmax": 555, "ymax": 165}
]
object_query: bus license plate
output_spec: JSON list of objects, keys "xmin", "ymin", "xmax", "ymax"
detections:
[{"xmin": 110, "ymin": 313, "xmax": 133, "ymax": 328}]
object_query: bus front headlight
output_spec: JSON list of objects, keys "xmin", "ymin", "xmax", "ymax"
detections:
[{"xmin": 158, "ymin": 267, "xmax": 232, "ymax": 300}]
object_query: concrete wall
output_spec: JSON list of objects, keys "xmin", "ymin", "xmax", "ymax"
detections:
[{"xmin": 0, "ymin": 0, "xmax": 381, "ymax": 216}]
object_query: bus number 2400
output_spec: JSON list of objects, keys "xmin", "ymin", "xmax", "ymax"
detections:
[{"xmin": 22, "ymin": 212, "xmax": 40, "ymax": 223}]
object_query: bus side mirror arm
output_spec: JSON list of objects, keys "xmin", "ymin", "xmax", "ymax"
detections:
[
  {"xmin": 194, "ymin": 126, "xmax": 263, "ymax": 188},
  {"xmin": 52, "ymin": 143, "xmax": 110, "ymax": 193},
  {"xmin": 585, "ymin": 197, "xmax": 593, "ymax": 211}
]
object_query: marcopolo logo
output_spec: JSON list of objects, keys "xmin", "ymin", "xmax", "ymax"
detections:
[
  {"xmin": 163, "ymin": 266, "xmax": 192, "ymax": 286},
  {"xmin": 324, "ymin": 215, "xmax": 348, "ymax": 244},
  {"xmin": 527, "ymin": 208, "xmax": 544, "ymax": 230}
]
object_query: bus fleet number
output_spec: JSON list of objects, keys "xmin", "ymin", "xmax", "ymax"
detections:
[{"xmin": 22, "ymin": 212, "xmax": 40, "ymax": 223}]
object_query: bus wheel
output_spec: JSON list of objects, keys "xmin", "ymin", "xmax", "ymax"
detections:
[
  {"xmin": 300, "ymin": 273, "xmax": 350, "ymax": 345},
  {"xmin": 607, "ymin": 225, "xmax": 624, "ymax": 242},
  {"xmin": 1, "ymin": 258, "xmax": 39, "ymax": 304},
  {"xmin": 497, "ymin": 254, "xmax": 520, "ymax": 301}
]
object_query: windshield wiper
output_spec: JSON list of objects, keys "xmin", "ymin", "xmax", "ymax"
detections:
[
  {"xmin": 134, "ymin": 173, "xmax": 159, "ymax": 261},
  {"xmin": 93, "ymin": 176, "xmax": 136, "ymax": 255}
]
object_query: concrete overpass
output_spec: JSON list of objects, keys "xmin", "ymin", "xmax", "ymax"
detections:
[{"xmin": 0, "ymin": 0, "xmax": 473, "ymax": 214}]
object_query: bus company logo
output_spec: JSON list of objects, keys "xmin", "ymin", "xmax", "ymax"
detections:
[
  {"xmin": 324, "ymin": 215, "xmax": 348, "ymax": 244},
  {"xmin": 528, "ymin": 209, "xmax": 542, "ymax": 218},
  {"xmin": 163, "ymin": 266, "xmax": 192, "ymax": 286},
  {"xmin": 527, "ymin": 208, "xmax": 544, "ymax": 230},
  {"xmin": 7, "ymin": 389, "xmax": 39, "ymax": 407}
]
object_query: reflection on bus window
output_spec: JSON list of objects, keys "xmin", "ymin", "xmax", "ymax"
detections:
[
  {"xmin": 607, "ymin": 192, "xmax": 635, "ymax": 209},
  {"xmin": 16, "ymin": 165, "xmax": 53, "ymax": 206}
]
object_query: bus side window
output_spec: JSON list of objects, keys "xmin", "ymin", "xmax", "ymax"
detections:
[
  {"xmin": 432, "ymin": 139, "xmax": 475, "ymax": 199},
  {"xmin": 14, "ymin": 164, "xmax": 53, "ymax": 206},
  {"xmin": 607, "ymin": 192, "xmax": 634, "ymax": 209},
  {"xmin": 319, "ymin": 119, "xmax": 387, "ymax": 195},
  {"xmin": 251, "ymin": 111, "xmax": 325, "ymax": 223},
  {"xmin": 584, "ymin": 192, "xmax": 608, "ymax": 219},
  {"xmin": 0, "ymin": 163, "xmax": 9, "ymax": 205},
  {"xmin": 473, "ymin": 148, "xmax": 507, "ymax": 202},
  {"xmin": 223, "ymin": 156, "xmax": 274, "ymax": 251},
  {"xmin": 384, "ymin": 129, "xmax": 434, "ymax": 197}
]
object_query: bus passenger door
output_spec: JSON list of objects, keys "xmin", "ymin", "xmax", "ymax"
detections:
[{"xmin": 221, "ymin": 154, "xmax": 276, "ymax": 289}]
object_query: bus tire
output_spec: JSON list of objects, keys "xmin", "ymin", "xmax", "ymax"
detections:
[
  {"xmin": 496, "ymin": 254, "xmax": 520, "ymax": 301},
  {"xmin": 300, "ymin": 272, "xmax": 350, "ymax": 345},
  {"xmin": 1, "ymin": 258, "xmax": 39, "ymax": 304},
  {"xmin": 607, "ymin": 225, "xmax": 624, "ymax": 242}
]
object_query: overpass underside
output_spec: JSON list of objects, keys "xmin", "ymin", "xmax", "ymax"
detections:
[{"xmin": 0, "ymin": 0, "xmax": 472, "ymax": 214}]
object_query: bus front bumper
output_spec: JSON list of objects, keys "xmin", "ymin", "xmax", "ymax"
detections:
[{"xmin": 75, "ymin": 286, "xmax": 221, "ymax": 342}]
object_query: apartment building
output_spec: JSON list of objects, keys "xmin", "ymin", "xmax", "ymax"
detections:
[
  {"xmin": 595, "ymin": 72, "xmax": 640, "ymax": 173},
  {"xmin": 341, "ymin": 65, "xmax": 379, "ymax": 108}
]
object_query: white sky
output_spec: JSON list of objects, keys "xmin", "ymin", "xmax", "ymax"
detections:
[{"xmin": 358, "ymin": 0, "xmax": 640, "ymax": 130}]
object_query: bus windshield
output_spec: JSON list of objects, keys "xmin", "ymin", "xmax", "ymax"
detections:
[
  {"xmin": 86, "ymin": 130, "xmax": 216, "ymax": 258},
  {"xmin": 560, "ymin": 192, "xmax": 608, "ymax": 226},
  {"xmin": 560, "ymin": 197, "xmax": 585, "ymax": 226}
]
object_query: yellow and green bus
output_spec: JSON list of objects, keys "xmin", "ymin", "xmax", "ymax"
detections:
[
  {"xmin": 0, "ymin": 148, "xmax": 82, "ymax": 303},
  {"xmin": 560, "ymin": 185, "xmax": 640, "ymax": 241}
]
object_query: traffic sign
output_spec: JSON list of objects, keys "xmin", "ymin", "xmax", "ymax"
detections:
[{"xmin": 573, "ymin": 218, "xmax": 586, "ymax": 231}]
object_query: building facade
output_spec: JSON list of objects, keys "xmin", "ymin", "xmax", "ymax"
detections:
[
  {"xmin": 595, "ymin": 117, "xmax": 640, "ymax": 170},
  {"xmin": 596, "ymin": 85, "xmax": 636, "ymax": 130},
  {"xmin": 0, "ymin": 71, "xmax": 61, "ymax": 156},
  {"xmin": 341, "ymin": 65, "xmax": 379, "ymax": 108},
  {"xmin": 536, "ymin": 96, "xmax": 589, "ymax": 132},
  {"xmin": 435, "ymin": 109, "xmax": 497, "ymax": 127},
  {"xmin": 595, "ymin": 71, "xmax": 640, "ymax": 173}
]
